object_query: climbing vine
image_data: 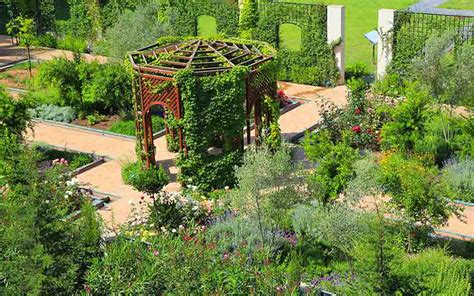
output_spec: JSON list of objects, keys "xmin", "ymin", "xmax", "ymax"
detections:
[
  {"xmin": 253, "ymin": 1, "xmax": 338, "ymax": 86},
  {"xmin": 174, "ymin": 66, "xmax": 249, "ymax": 191},
  {"xmin": 389, "ymin": 11, "xmax": 474, "ymax": 77},
  {"xmin": 165, "ymin": 0, "xmax": 239, "ymax": 37}
]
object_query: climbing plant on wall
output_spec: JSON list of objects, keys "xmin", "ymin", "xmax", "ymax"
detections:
[
  {"xmin": 253, "ymin": 1, "xmax": 338, "ymax": 86},
  {"xmin": 389, "ymin": 10, "xmax": 474, "ymax": 77},
  {"xmin": 174, "ymin": 67, "xmax": 249, "ymax": 191},
  {"xmin": 165, "ymin": 0, "xmax": 239, "ymax": 37}
]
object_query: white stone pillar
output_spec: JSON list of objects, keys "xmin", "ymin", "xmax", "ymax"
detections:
[
  {"xmin": 377, "ymin": 9, "xmax": 395, "ymax": 79},
  {"xmin": 327, "ymin": 5, "xmax": 345, "ymax": 85}
]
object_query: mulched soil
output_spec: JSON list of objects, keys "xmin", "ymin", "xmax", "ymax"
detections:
[
  {"xmin": 0, "ymin": 68, "xmax": 37, "ymax": 89},
  {"xmin": 72, "ymin": 115, "xmax": 121, "ymax": 130}
]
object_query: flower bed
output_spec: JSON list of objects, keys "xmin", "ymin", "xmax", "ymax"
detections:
[{"xmin": 33, "ymin": 143, "xmax": 104, "ymax": 174}]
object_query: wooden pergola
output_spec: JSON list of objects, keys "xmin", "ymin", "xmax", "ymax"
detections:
[{"xmin": 129, "ymin": 39, "xmax": 277, "ymax": 167}]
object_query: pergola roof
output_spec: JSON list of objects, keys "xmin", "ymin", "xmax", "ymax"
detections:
[{"xmin": 129, "ymin": 39, "xmax": 273, "ymax": 78}]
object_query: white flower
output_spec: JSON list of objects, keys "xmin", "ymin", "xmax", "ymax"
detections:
[
  {"xmin": 224, "ymin": 186, "xmax": 229, "ymax": 190},
  {"xmin": 179, "ymin": 225, "xmax": 184, "ymax": 229},
  {"xmin": 171, "ymin": 229, "xmax": 177, "ymax": 233}
]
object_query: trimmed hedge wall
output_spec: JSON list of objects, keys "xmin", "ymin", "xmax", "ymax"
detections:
[{"xmin": 166, "ymin": 0, "xmax": 239, "ymax": 37}]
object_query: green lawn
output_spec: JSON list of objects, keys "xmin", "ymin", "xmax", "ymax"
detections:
[
  {"xmin": 197, "ymin": 15, "xmax": 217, "ymax": 37},
  {"xmin": 438, "ymin": 0, "xmax": 474, "ymax": 10},
  {"xmin": 280, "ymin": 23, "xmax": 302, "ymax": 51}
]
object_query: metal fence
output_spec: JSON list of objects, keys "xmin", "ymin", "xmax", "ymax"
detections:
[{"xmin": 391, "ymin": 9, "xmax": 474, "ymax": 70}]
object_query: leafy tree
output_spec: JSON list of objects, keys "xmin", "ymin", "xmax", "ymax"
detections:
[
  {"xmin": 303, "ymin": 130, "xmax": 359, "ymax": 204},
  {"xmin": 94, "ymin": 1, "xmax": 169, "ymax": 58},
  {"xmin": 6, "ymin": 15, "xmax": 35, "ymax": 75},
  {"xmin": 0, "ymin": 86, "xmax": 32, "ymax": 140},
  {"xmin": 228, "ymin": 144, "xmax": 310, "ymax": 242}
]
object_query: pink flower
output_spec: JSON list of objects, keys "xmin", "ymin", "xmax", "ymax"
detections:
[
  {"xmin": 352, "ymin": 125, "xmax": 361, "ymax": 133},
  {"xmin": 354, "ymin": 108, "xmax": 362, "ymax": 115},
  {"xmin": 153, "ymin": 250, "xmax": 159, "ymax": 256}
]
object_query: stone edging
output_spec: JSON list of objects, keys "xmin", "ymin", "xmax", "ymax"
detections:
[{"xmin": 33, "ymin": 118, "xmax": 166, "ymax": 141}]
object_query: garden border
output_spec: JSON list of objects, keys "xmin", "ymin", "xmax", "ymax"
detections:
[{"xmin": 33, "ymin": 118, "xmax": 166, "ymax": 141}]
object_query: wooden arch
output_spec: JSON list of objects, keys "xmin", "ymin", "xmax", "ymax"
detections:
[{"xmin": 130, "ymin": 39, "xmax": 277, "ymax": 167}]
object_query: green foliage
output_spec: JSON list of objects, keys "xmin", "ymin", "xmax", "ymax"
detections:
[
  {"xmin": 381, "ymin": 87, "xmax": 432, "ymax": 152},
  {"xmin": 442, "ymin": 157, "xmax": 474, "ymax": 203},
  {"xmin": 33, "ymin": 143, "xmax": 95, "ymax": 170},
  {"xmin": 379, "ymin": 152, "xmax": 459, "ymax": 227},
  {"xmin": 175, "ymin": 67, "xmax": 248, "ymax": 191},
  {"xmin": 167, "ymin": 0, "xmax": 239, "ymax": 37},
  {"xmin": 253, "ymin": 2, "xmax": 338, "ymax": 86},
  {"xmin": 410, "ymin": 35, "xmax": 474, "ymax": 108},
  {"xmin": 34, "ymin": 58, "xmax": 132, "ymax": 115},
  {"xmin": 148, "ymin": 191, "xmax": 210, "ymax": 232},
  {"xmin": 229, "ymin": 144, "xmax": 310, "ymax": 233},
  {"xmin": 86, "ymin": 231, "xmax": 287, "ymax": 294},
  {"xmin": 389, "ymin": 248, "xmax": 472, "ymax": 295},
  {"xmin": 239, "ymin": 0, "xmax": 258, "ymax": 39},
  {"xmin": 0, "ymin": 137, "xmax": 102, "ymax": 294},
  {"xmin": 32, "ymin": 104, "xmax": 77, "ymax": 123},
  {"xmin": 122, "ymin": 161, "xmax": 169, "ymax": 196},
  {"xmin": 95, "ymin": 1, "xmax": 169, "ymax": 58},
  {"xmin": 346, "ymin": 62, "xmax": 369, "ymax": 80},
  {"xmin": 303, "ymin": 130, "xmax": 359, "ymax": 204},
  {"xmin": 0, "ymin": 86, "xmax": 32, "ymax": 139},
  {"xmin": 110, "ymin": 116, "xmax": 165, "ymax": 136}
]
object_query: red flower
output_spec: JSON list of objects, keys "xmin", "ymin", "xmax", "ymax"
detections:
[
  {"xmin": 367, "ymin": 128, "xmax": 373, "ymax": 134},
  {"xmin": 354, "ymin": 108, "xmax": 362, "ymax": 115},
  {"xmin": 277, "ymin": 89, "xmax": 287, "ymax": 98},
  {"xmin": 352, "ymin": 125, "xmax": 361, "ymax": 133},
  {"xmin": 183, "ymin": 235, "xmax": 193, "ymax": 242}
]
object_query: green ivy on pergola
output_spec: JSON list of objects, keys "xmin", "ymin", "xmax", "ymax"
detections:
[{"xmin": 129, "ymin": 38, "xmax": 280, "ymax": 190}]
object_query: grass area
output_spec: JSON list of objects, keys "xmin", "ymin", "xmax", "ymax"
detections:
[
  {"xmin": 280, "ymin": 0, "xmax": 417, "ymax": 70},
  {"xmin": 197, "ymin": 15, "xmax": 217, "ymax": 37},
  {"xmin": 279, "ymin": 23, "xmax": 302, "ymax": 51},
  {"xmin": 109, "ymin": 116, "xmax": 165, "ymax": 136},
  {"xmin": 438, "ymin": 0, "xmax": 474, "ymax": 10}
]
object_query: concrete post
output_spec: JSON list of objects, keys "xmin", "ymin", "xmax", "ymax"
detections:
[
  {"xmin": 377, "ymin": 9, "xmax": 396, "ymax": 79},
  {"xmin": 327, "ymin": 5, "xmax": 345, "ymax": 85}
]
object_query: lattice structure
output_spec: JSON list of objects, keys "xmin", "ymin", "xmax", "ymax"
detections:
[
  {"xmin": 130, "ymin": 39, "xmax": 277, "ymax": 167},
  {"xmin": 393, "ymin": 10, "xmax": 474, "ymax": 68}
]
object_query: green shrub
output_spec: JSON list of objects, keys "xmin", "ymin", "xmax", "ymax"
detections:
[
  {"xmin": 85, "ymin": 229, "xmax": 288, "ymax": 294},
  {"xmin": 389, "ymin": 248, "xmax": 472, "ymax": 295},
  {"xmin": 303, "ymin": 130, "xmax": 359, "ymax": 204},
  {"xmin": 122, "ymin": 161, "xmax": 169, "ymax": 195},
  {"xmin": 381, "ymin": 87, "xmax": 432, "ymax": 152},
  {"xmin": 0, "ymin": 86, "xmax": 32, "ymax": 139},
  {"xmin": 109, "ymin": 116, "xmax": 165, "ymax": 136},
  {"xmin": 94, "ymin": 2, "xmax": 169, "ymax": 58},
  {"xmin": 85, "ymin": 112, "xmax": 105, "ymax": 125},
  {"xmin": 81, "ymin": 63, "xmax": 132, "ymax": 114},
  {"xmin": 379, "ymin": 152, "xmax": 459, "ymax": 227},
  {"xmin": 32, "ymin": 104, "xmax": 77, "ymax": 123},
  {"xmin": 0, "ymin": 138, "xmax": 102, "ymax": 294},
  {"xmin": 31, "ymin": 33, "xmax": 58, "ymax": 48},
  {"xmin": 442, "ymin": 157, "xmax": 474, "ymax": 203},
  {"xmin": 57, "ymin": 35, "xmax": 88, "ymax": 52},
  {"xmin": 34, "ymin": 58, "xmax": 132, "ymax": 115},
  {"xmin": 346, "ymin": 62, "xmax": 369, "ymax": 80}
]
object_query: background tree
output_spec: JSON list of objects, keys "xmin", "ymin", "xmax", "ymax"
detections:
[{"xmin": 6, "ymin": 15, "xmax": 35, "ymax": 76}]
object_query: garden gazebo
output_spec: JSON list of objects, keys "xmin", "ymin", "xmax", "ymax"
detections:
[{"xmin": 129, "ymin": 39, "xmax": 278, "ymax": 169}]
